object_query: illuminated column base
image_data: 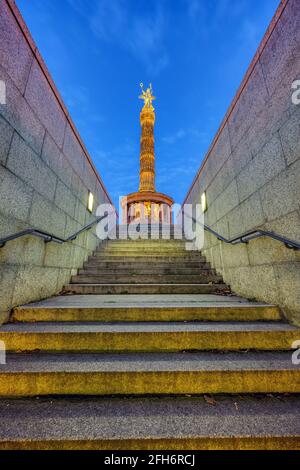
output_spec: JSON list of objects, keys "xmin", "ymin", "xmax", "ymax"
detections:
[{"xmin": 121, "ymin": 192, "xmax": 173, "ymax": 225}]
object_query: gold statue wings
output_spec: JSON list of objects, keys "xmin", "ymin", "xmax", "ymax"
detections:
[{"xmin": 139, "ymin": 83, "xmax": 156, "ymax": 109}]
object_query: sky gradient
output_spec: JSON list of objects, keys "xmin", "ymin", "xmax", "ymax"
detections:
[{"xmin": 17, "ymin": 0, "xmax": 279, "ymax": 209}]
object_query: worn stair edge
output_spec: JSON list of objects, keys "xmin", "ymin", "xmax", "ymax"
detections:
[
  {"xmin": 100, "ymin": 241, "xmax": 189, "ymax": 244},
  {"xmin": 0, "ymin": 369, "xmax": 299, "ymax": 396},
  {"xmin": 91, "ymin": 254, "xmax": 207, "ymax": 258},
  {"xmin": 78, "ymin": 268, "xmax": 215, "ymax": 275},
  {"xmin": 0, "ymin": 322, "xmax": 298, "ymax": 352},
  {"xmin": 12, "ymin": 304, "xmax": 281, "ymax": 322},
  {"xmin": 99, "ymin": 249, "xmax": 198, "ymax": 254},
  {"xmin": 63, "ymin": 283, "xmax": 228, "ymax": 295},
  {"xmin": 0, "ymin": 351, "xmax": 299, "ymax": 396},
  {"xmin": 84, "ymin": 260, "xmax": 209, "ymax": 266},
  {"xmin": 70, "ymin": 275, "xmax": 224, "ymax": 284},
  {"xmin": 1, "ymin": 435, "xmax": 299, "ymax": 450}
]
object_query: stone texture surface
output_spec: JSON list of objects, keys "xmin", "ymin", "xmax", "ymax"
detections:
[
  {"xmin": 0, "ymin": 1, "xmax": 33, "ymax": 94},
  {"xmin": 247, "ymin": 236, "xmax": 299, "ymax": 267},
  {"xmin": 240, "ymin": 192, "xmax": 265, "ymax": 232},
  {"xmin": 2, "ymin": 320, "xmax": 296, "ymax": 333},
  {"xmin": 0, "ymin": 2, "xmax": 113, "ymax": 324},
  {"xmin": 18, "ymin": 293, "xmax": 264, "ymax": 308},
  {"xmin": 279, "ymin": 0, "xmax": 300, "ymax": 64},
  {"xmin": 0, "ymin": 228, "xmax": 45, "ymax": 267},
  {"xmin": 260, "ymin": 159, "xmax": 300, "ymax": 221},
  {"xmin": 228, "ymin": 62, "xmax": 269, "ymax": 151},
  {"xmin": 0, "ymin": 167, "xmax": 33, "ymax": 223},
  {"xmin": 63, "ymin": 123, "xmax": 85, "ymax": 176},
  {"xmin": 183, "ymin": 0, "xmax": 300, "ymax": 324},
  {"xmin": 54, "ymin": 181, "xmax": 76, "ymax": 219},
  {"xmin": 0, "ymin": 65, "xmax": 45, "ymax": 155},
  {"xmin": 279, "ymin": 106, "xmax": 300, "ymax": 166},
  {"xmin": 259, "ymin": 17, "xmax": 293, "ymax": 97},
  {"xmin": 0, "ymin": 265, "xmax": 18, "ymax": 323},
  {"xmin": 1, "ymin": 350, "xmax": 297, "ymax": 372},
  {"xmin": 274, "ymin": 262, "xmax": 300, "ymax": 325},
  {"xmin": 41, "ymin": 132, "xmax": 73, "ymax": 189},
  {"xmin": 220, "ymin": 244, "xmax": 249, "ymax": 269},
  {"xmin": 226, "ymin": 205, "xmax": 245, "ymax": 238},
  {"xmin": 214, "ymin": 180, "xmax": 239, "ymax": 221},
  {"xmin": 12, "ymin": 266, "xmax": 60, "ymax": 307},
  {"xmin": 0, "ymin": 116, "xmax": 13, "ymax": 165},
  {"xmin": 264, "ymin": 210, "xmax": 300, "ymax": 244},
  {"xmin": 0, "ymin": 395, "xmax": 299, "ymax": 442},
  {"xmin": 236, "ymin": 133, "xmax": 286, "ymax": 202},
  {"xmin": 7, "ymin": 132, "xmax": 57, "ymax": 201},
  {"xmin": 24, "ymin": 60, "xmax": 66, "ymax": 148},
  {"xmin": 29, "ymin": 192, "xmax": 65, "ymax": 236}
]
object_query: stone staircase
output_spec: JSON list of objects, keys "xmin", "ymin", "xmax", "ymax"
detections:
[
  {"xmin": 0, "ymin": 231, "xmax": 300, "ymax": 449},
  {"xmin": 65, "ymin": 236, "xmax": 227, "ymax": 295}
]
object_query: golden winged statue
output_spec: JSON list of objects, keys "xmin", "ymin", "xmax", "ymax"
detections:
[{"xmin": 139, "ymin": 83, "xmax": 156, "ymax": 109}]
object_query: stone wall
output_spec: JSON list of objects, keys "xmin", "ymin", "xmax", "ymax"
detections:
[
  {"xmin": 0, "ymin": 0, "xmax": 114, "ymax": 323},
  {"xmin": 182, "ymin": 0, "xmax": 300, "ymax": 324}
]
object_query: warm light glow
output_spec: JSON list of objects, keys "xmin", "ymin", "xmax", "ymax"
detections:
[
  {"xmin": 201, "ymin": 192, "xmax": 207, "ymax": 212},
  {"xmin": 145, "ymin": 201, "xmax": 151, "ymax": 217},
  {"xmin": 87, "ymin": 191, "xmax": 94, "ymax": 213}
]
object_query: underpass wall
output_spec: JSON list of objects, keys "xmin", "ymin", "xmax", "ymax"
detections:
[
  {"xmin": 0, "ymin": 0, "xmax": 114, "ymax": 323},
  {"xmin": 182, "ymin": 0, "xmax": 300, "ymax": 324}
]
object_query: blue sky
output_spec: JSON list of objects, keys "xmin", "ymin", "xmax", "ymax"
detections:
[{"xmin": 17, "ymin": 0, "xmax": 279, "ymax": 208}]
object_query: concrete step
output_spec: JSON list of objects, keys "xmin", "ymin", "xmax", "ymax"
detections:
[
  {"xmin": 100, "ymin": 248, "xmax": 194, "ymax": 254},
  {"xmin": 102, "ymin": 233, "xmax": 186, "ymax": 238},
  {"xmin": 63, "ymin": 283, "xmax": 229, "ymax": 294},
  {"xmin": 89, "ymin": 252, "xmax": 206, "ymax": 263},
  {"xmin": 101, "ymin": 242, "xmax": 188, "ymax": 248},
  {"xmin": 104, "ymin": 239, "xmax": 186, "ymax": 244},
  {"xmin": 0, "ymin": 351, "xmax": 299, "ymax": 396},
  {"xmin": 116, "ymin": 226, "xmax": 183, "ymax": 231},
  {"xmin": 101, "ymin": 240, "xmax": 187, "ymax": 246},
  {"xmin": 0, "ymin": 395, "xmax": 299, "ymax": 449},
  {"xmin": 104, "ymin": 235, "xmax": 186, "ymax": 239},
  {"xmin": 113, "ymin": 237, "xmax": 186, "ymax": 241},
  {"xmin": 71, "ymin": 274, "xmax": 223, "ymax": 283},
  {"xmin": 85, "ymin": 259, "xmax": 209, "ymax": 268},
  {"xmin": 99, "ymin": 241, "xmax": 195, "ymax": 245},
  {"xmin": 78, "ymin": 267, "xmax": 216, "ymax": 275},
  {"xmin": 1, "ymin": 322, "xmax": 298, "ymax": 353},
  {"xmin": 12, "ymin": 294, "xmax": 281, "ymax": 322},
  {"xmin": 93, "ymin": 246, "xmax": 202, "ymax": 253}
]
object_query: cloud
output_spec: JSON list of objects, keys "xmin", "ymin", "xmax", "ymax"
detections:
[
  {"xmin": 162, "ymin": 127, "xmax": 208, "ymax": 145},
  {"xmin": 185, "ymin": 0, "xmax": 247, "ymax": 33},
  {"xmin": 95, "ymin": 140, "xmax": 140, "ymax": 203},
  {"xmin": 162, "ymin": 128, "xmax": 186, "ymax": 144},
  {"xmin": 156, "ymin": 160, "xmax": 200, "ymax": 186},
  {"xmin": 95, "ymin": 141, "xmax": 139, "ymax": 173},
  {"xmin": 68, "ymin": 0, "xmax": 169, "ymax": 75}
]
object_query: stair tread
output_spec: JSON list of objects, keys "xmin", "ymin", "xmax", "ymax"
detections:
[
  {"xmin": 1, "ymin": 351, "xmax": 298, "ymax": 372},
  {"xmin": 68, "ymin": 282, "xmax": 227, "ymax": 286},
  {"xmin": 75, "ymin": 275, "xmax": 220, "ymax": 279},
  {"xmin": 16, "ymin": 294, "xmax": 275, "ymax": 309},
  {"xmin": 0, "ymin": 396, "xmax": 299, "ymax": 442},
  {"xmin": 64, "ymin": 284, "xmax": 229, "ymax": 295},
  {"xmin": 1, "ymin": 321, "xmax": 297, "ymax": 333}
]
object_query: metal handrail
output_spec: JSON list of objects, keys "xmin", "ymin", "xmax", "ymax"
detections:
[
  {"xmin": 0, "ymin": 214, "xmax": 110, "ymax": 248},
  {"xmin": 185, "ymin": 214, "xmax": 300, "ymax": 250},
  {"xmin": 2, "ymin": 212, "xmax": 298, "ymax": 250}
]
